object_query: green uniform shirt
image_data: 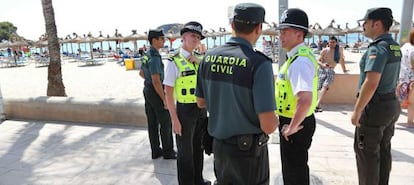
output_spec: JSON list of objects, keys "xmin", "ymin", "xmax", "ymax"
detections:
[
  {"xmin": 358, "ymin": 34, "xmax": 401, "ymax": 94},
  {"xmin": 142, "ymin": 46, "xmax": 164, "ymax": 88}
]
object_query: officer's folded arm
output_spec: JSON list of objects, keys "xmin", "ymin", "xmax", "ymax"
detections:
[
  {"xmin": 196, "ymin": 97, "xmax": 206, "ymax": 108},
  {"xmin": 258, "ymin": 111, "xmax": 279, "ymax": 134},
  {"xmin": 290, "ymin": 91, "xmax": 312, "ymax": 129}
]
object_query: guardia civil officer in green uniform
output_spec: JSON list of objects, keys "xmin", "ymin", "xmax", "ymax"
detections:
[
  {"xmin": 196, "ymin": 3, "xmax": 278, "ymax": 185},
  {"xmin": 275, "ymin": 8, "xmax": 318, "ymax": 185},
  {"xmin": 351, "ymin": 8, "xmax": 401, "ymax": 185},
  {"xmin": 164, "ymin": 21, "xmax": 210, "ymax": 185},
  {"xmin": 139, "ymin": 29, "xmax": 176, "ymax": 160}
]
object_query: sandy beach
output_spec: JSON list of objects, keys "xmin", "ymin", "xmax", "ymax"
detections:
[
  {"xmin": 0, "ymin": 50, "xmax": 362, "ymax": 100},
  {"xmin": 0, "ymin": 59, "xmax": 144, "ymax": 100}
]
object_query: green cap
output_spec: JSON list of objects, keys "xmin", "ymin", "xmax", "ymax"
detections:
[
  {"xmin": 233, "ymin": 3, "xmax": 266, "ymax": 24},
  {"xmin": 148, "ymin": 29, "xmax": 164, "ymax": 41}
]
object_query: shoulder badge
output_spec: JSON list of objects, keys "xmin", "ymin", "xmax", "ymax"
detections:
[{"xmin": 254, "ymin": 49, "xmax": 272, "ymax": 61}]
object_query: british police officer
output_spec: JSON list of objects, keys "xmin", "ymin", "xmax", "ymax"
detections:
[
  {"xmin": 164, "ymin": 21, "xmax": 210, "ymax": 185},
  {"xmin": 139, "ymin": 29, "xmax": 176, "ymax": 160},
  {"xmin": 351, "ymin": 8, "xmax": 401, "ymax": 185},
  {"xmin": 276, "ymin": 8, "xmax": 319, "ymax": 185},
  {"xmin": 196, "ymin": 3, "xmax": 278, "ymax": 185}
]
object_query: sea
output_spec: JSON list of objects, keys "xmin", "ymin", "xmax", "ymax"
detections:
[
  {"xmin": 60, "ymin": 33, "xmax": 370, "ymax": 53},
  {"xmin": 7, "ymin": 32, "xmax": 373, "ymax": 56}
]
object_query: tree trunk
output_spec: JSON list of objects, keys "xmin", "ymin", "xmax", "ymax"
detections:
[{"xmin": 41, "ymin": 0, "xmax": 66, "ymax": 96}]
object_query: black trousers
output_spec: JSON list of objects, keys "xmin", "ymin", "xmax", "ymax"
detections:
[
  {"xmin": 213, "ymin": 135, "xmax": 270, "ymax": 185},
  {"xmin": 176, "ymin": 103, "xmax": 207, "ymax": 185},
  {"xmin": 279, "ymin": 115, "xmax": 316, "ymax": 185},
  {"xmin": 354, "ymin": 96, "xmax": 400, "ymax": 185},
  {"xmin": 143, "ymin": 87, "xmax": 174, "ymax": 156}
]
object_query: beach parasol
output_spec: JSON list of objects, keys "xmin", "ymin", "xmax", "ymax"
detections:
[
  {"xmin": 308, "ymin": 23, "xmax": 324, "ymax": 43},
  {"xmin": 61, "ymin": 35, "xmax": 74, "ymax": 54},
  {"xmin": 157, "ymin": 23, "xmax": 184, "ymax": 35},
  {"xmin": 33, "ymin": 39, "xmax": 48, "ymax": 48},
  {"xmin": 261, "ymin": 23, "xmax": 279, "ymax": 61},
  {"xmin": 158, "ymin": 23, "xmax": 184, "ymax": 47},
  {"xmin": 157, "ymin": 23, "xmax": 184, "ymax": 44},
  {"xmin": 341, "ymin": 23, "xmax": 352, "ymax": 45},
  {"xmin": 349, "ymin": 22, "xmax": 363, "ymax": 33},
  {"xmin": 158, "ymin": 23, "xmax": 184, "ymax": 49},
  {"xmin": 106, "ymin": 29, "xmax": 124, "ymax": 53},
  {"xmin": 322, "ymin": 20, "xmax": 344, "ymax": 36},
  {"xmin": 217, "ymin": 27, "xmax": 231, "ymax": 45},
  {"xmin": 202, "ymin": 30, "xmax": 213, "ymax": 48},
  {"xmin": 262, "ymin": 27, "xmax": 278, "ymax": 36},
  {"xmin": 77, "ymin": 33, "xmax": 96, "ymax": 59},
  {"xmin": 0, "ymin": 40, "xmax": 28, "ymax": 49},
  {"xmin": 204, "ymin": 28, "xmax": 231, "ymax": 47},
  {"xmin": 390, "ymin": 19, "xmax": 401, "ymax": 40},
  {"xmin": 123, "ymin": 30, "xmax": 147, "ymax": 51},
  {"xmin": 390, "ymin": 19, "xmax": 400, "ymax": 33},
  {"xmin": 93, "ymin": 31, "xmax": 108, "ymax": 51},
  {"xmin": 348, "ymin": 22, "xmax": 365, "ymax": 45}
]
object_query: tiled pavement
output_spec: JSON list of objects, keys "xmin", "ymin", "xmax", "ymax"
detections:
[{"xmin": 0, "ymin": 104, "xmax": 413, "ymax": 185}]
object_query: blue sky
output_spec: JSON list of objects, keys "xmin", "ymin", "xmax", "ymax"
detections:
[{"xmin": 0, "ymin": 0, "xmax": 405, "ymax": 40}]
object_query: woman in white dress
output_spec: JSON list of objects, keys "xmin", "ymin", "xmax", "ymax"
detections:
[{"xmin": 397, "ymin": 29, "xmax": 414, "ymax": 127}]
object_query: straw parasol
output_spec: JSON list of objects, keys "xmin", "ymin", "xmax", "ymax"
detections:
[
  {"xmin": 0, "ymin": 40, "xmax": 28, "ymax": 49},
  {"xmin": 106, "ymin": 29, "xmax": 124, "ymax": 52},
  {"xmin": 322, "ymin": 19, "xmax": 344, "ymax": 36},
  {"xmin": 157, "ymin": 23, "xmax": 184, "ymax": 35},
  {"xmin": 76, "ymin": 33, "xmax": 96, "ymax": 59},
  {"xmin": 123, "ymin": 30, "xmax": 147, "ymax": 51},
  {"xmin": 93, "ymin": 31, "xmax": 108, "ymax": 51},
  {"xmin": 349, "ymin": 22, "xmax": 363, "ymax": 33},
  {"xmin": 341, "ymin": 22, "xmax": 353, "ymax": 45},
  {"xmin": 308, "ymin": 23, "xmax": 324, "ymax": 43},
  {"xmin": 389, "ymin": 19, "xmax": 401, "ymax": 40},
  {"xmin": 262, "ymin": 27, "xmax": 278, "ymax": 36}
]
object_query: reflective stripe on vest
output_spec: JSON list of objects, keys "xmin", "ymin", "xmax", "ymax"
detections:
[
  {"xmin": 171, "ymin": 53, "xmax": 201, "ymax": 103},
  {"xmin": 275, "ymin": 46, "xmax": 319, "ymax": 117}
]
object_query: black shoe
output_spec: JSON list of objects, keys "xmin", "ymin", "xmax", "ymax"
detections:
[
  {"xmin": 202, "ymin": 180, "xmax": 211, "ymax": 185},
  {"xmin": 315, "ymin": 106, "xmax": 323, "ymax": 113},
  {"xmin": 151, "ymin": 150, "xmax": 163, "ymax": 159},
  {"xmin": 163, "ymin": 151, "xmax": 177, "ymax": 159}
]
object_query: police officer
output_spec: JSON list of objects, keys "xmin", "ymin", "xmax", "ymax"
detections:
[
  {"xmin": 164, "ymin": 21, "xmax": 210, "ymax": 185},
  {"xmin": 139, "ymin": 29, "xmax": 176, "ymax": 160},
  {"xmin": 196, "ymin": 3, "xmax": 278, "ymax": 185},
  {"xmin": 351, "ymin": 8, "xmax": 401, "ymax": 185},
  {"xmin": 275, "ymin": 8, "xmax": 318, "ymax": 185}
]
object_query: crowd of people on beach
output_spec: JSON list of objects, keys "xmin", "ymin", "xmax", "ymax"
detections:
[{"xmin": 134, "ymin": 2, "xmax": 408, "ymax": 185}]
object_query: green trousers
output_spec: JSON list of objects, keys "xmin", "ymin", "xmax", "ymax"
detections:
[{"xmin": 143, "ymin": 87, "xmax": 174, "ymax": 157}]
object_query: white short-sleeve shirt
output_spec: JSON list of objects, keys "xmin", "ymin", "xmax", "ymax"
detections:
[{"xmin": 287, "ymin": 43, "xmax": 316, "ymax": 95}]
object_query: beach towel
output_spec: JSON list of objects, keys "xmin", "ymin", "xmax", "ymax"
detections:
[{"xmin": 334, "ymin": 45, "xmax": 340, "ymax": 63}]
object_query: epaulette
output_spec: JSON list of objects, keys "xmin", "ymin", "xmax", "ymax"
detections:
[
  {"xmin": 254, "ymin": 49, "xmax": 272, "ymax": 61},
  {"xmin": 192, "ymin": 51, "xmax": 201, "ymax": 56},
  {"xmin": 171, "ymin": 50, "xmax": 180, "ymax": 57},
  {"xmin": 168, "ymin": 50, "xmax": 180, "ymax": 60}
]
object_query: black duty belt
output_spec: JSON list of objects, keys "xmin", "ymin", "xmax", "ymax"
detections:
[
  {"xmin": 219, "ymin": 133, "xmax": 269, "ymax": 147},
  {"xmin": 370, "ymin": 92, "xmax": 396, "ymax": 103}
]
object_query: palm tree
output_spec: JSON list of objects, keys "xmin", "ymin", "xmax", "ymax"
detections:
[{"xmin": 41, "ymin": 0, "xmax": 66, "ymax": 96}]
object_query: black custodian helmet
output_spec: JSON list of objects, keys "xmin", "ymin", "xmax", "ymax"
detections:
[{"xmin": 278, "ymin": 8, "xmax": 309, "ymax": 33}]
